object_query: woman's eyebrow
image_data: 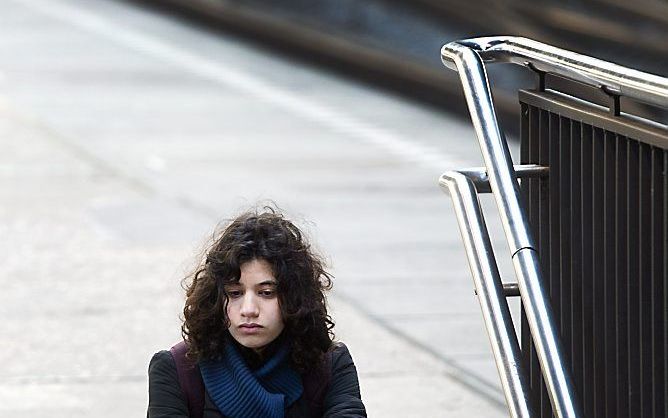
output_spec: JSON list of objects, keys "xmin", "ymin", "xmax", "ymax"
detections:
[{"xmin": 256, "ymin": 280, "xmax": 277, "ymax": 286}]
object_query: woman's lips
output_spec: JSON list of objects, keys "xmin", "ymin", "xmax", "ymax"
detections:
[{"xmin": 238, "ymin": 323, "xmax": 262, "ymax": 334}]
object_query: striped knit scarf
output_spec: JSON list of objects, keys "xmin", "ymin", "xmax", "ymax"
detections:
[{"xmin": 199, "ymin": 341, "xmax": 303, "ymax": 418}]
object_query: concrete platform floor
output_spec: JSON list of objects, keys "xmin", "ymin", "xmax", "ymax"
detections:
[{"xmin": 0, "ymin": 0, "xmax": 523, "ymax": 416}]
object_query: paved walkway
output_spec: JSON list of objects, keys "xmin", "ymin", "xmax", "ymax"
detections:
[{"xmin": 0, "ymin": 0, "xmax": 521, "ymax": 416}]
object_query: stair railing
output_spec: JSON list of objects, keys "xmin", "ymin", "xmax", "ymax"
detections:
[{"xmin": 437, "ymin": 36, "xmax": 668, "ymax": 418}]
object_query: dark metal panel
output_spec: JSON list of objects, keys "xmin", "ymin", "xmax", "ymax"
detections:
[
  {"xmin": 651, "ymin": 148, "xmax": 667, "ymax": 418},
  {"xmin": 519, "ymin": 90, "xmax": 668, "ymax": 149},
  {"xmin": 614, "ymin": 135, "xmax": 629, "ymax": 418},
  {"xmin": 602, "ymin": 130, "xmax": 618, "ymax": 417},
  {"xmin": 559, "ymin": 116, "xmax": 572, "ymax": 351},
  {"xmin": 569, "ymin": 119, "xmax": 584, "ymax": 405},
  {"xmin": 549, "ymin": 113, "xmax": 562, "ymax": 339},
  {"xmin": 548, "ymin": 111, "xmax": 568, "ymax": 416},
  {"xmin": 591, "ymin": 126, "xmax": 606, "ymax": 418},
  {"xmin": 627, "ymin": 139, "xmax": 641, "ymax": 415},
  {"xmin": 580, "ymin": 123, "xmax": 595, "ymax": 418},
  {"xmin": 639, "ymin": 142, "xmax": 654, "ymax": 417},
  {"xmin": 520, "ymin": 89, "xmax": 667, "ymax": 417}
]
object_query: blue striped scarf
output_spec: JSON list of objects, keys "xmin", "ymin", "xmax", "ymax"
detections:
[{"xmin": 199, "ymin": 341, "xmax": 303, "ymax": 418}]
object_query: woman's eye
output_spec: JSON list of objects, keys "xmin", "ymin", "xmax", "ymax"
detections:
[
  {"xmin": 226, "ymin": 290, "xmax": 242, "ymax": 298},
  {"xmin": 259, "ymin": 289, "xmax": 275, "ymax": 297}
]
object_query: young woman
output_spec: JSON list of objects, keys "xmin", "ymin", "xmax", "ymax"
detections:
[{"xmin": 147, "ymin": 208, "xmax": 366, "ymax": 418}]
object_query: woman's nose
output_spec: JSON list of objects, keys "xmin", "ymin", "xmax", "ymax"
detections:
[{"xmin": 240, "ymin": 294, "xmax": 259, "ymax": 317}]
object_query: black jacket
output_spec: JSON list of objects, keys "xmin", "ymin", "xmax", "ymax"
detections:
[{"xmin": 147, "ymin": 343, "xmax": 366, "ymax": 418}]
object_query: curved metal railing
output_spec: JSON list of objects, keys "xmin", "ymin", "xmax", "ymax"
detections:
[{"xmin": 437, "ymin": 36, "xmax": 668, "ymax": 418}]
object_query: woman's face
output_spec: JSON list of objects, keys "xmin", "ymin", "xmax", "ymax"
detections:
[{"xmin": 224, "ymin": 258, "xmax": 285, "ymax": 353}]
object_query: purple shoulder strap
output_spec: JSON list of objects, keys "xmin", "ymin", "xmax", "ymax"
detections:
[{"xmin": 169, "ymin": 341, "xmax": 204, "ymax": 418}]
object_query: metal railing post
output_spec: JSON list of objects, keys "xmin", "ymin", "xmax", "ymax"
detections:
[
  {"xmin": 441, "ymin": 40, "xmax": 583, "ymax": 418},
  {"xmin": 440, "ymin": 168, "xmax": 539, "ymax": 418}
]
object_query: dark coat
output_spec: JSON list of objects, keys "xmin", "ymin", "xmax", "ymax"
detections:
[{"xmin": 147, "ymin": 343, "xmax": 366, "ymax": 418}]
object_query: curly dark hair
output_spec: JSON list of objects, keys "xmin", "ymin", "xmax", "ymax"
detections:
[{"xmin": 181, "ymin": 207, "xmax": 334, "ymax": 372}]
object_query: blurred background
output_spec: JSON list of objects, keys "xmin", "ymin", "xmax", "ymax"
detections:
[
  {"xmin": 145, "ymin": 0, "xmax": 668, "ymax": 131},
  {"xmin": 0, "ymin": 0, "xmax": 665, "ymax": 417}
]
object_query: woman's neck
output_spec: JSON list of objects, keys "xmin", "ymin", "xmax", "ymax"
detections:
[{"xmin": 230, "ymin": 333, "xmax": 286, "ymax": 370}]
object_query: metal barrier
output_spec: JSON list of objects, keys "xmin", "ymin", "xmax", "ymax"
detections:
[{"xmin": 439, "ymin": 36, "xmax": 667, "ymax": 417}]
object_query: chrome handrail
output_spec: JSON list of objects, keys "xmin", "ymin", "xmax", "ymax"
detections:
[
  {"xmin": 442, "ymin": 36, "xmax": 668, "ymax": 108},
  {"xmin": 439, "ymin": 37, "xmax": 611, "ymax": 418},
  {"xmin": 439, "ymin": 165, "xmax": 547, "ymax": 418}
]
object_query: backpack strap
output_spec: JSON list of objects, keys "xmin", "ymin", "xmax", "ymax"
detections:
[
  {"xmin": 302, "ymin": 347, "xmax": 334, "ymax": 416},
  {"xmin": 169, "ymin": 341, "xmax": 205, "ymax": 418}
]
